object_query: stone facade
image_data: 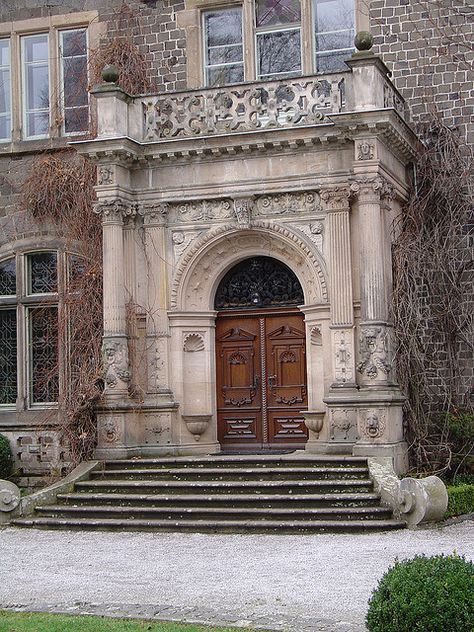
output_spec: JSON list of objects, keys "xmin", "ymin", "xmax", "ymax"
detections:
[{"xmin": 0, "ymin": 0, "xmax": 471, "ymax": 479}]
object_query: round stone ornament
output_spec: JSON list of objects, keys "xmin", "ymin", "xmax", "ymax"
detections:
[
  {"xmin": 0, "ymin": 480, "xmax": 21, "ymax": 512},
  {"xmin": 102, "ymin": 64, "xmax": 120, "ymax": 83},
  {"xmin": 354, "ymin": 31, "xmax": 374, "ymax": 51}
]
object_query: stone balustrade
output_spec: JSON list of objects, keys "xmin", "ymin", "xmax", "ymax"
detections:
[{"xmin": 91, "ymin": 57, "xmax": 409, "ymax": 145}]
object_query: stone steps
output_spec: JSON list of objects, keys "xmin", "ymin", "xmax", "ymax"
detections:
[{"xmin": 11, "ymin": 455, "xmax": 405, "ymax": 533}]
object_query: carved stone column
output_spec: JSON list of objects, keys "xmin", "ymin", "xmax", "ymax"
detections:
[
  {"xmin": 94, "ymin": 199, "xmax": 133, "ymax": 399},
  {"xmin": 138, "ymin": 203, "xmax": 172, "ymax": 401},
  {"xmin": 321, "ymin": 187, "xmax": 356, "ymax": 388},
  {"xmin": 350, "ymin": 177, "xmax": 395, "ymax": 387}
]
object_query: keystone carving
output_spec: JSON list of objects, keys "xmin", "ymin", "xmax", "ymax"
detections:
[
  {"xmin": 233, "ymin": 197, "xmax": 254, "ymax": 228},
  {"xmin": 357, "ymin": 326, "xmax": 392, "ymax": 379},
  {"xmin": 102, "ymin": 338, "xmax": 131, "ymax": 389}
]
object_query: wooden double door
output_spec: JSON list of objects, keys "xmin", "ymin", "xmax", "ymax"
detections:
[{"xmin": 216, "ymin": 309, "xmax": 308, "ymax": 451}]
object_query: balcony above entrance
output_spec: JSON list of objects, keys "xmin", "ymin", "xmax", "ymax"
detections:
[{"xmin": 79, "ymin": 45, "xmax": 415, "ymax": 164}]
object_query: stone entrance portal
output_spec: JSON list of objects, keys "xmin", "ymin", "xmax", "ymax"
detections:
[{"xmin": 215, "ymin": 257, "xmax": 308, "ymax": 451}]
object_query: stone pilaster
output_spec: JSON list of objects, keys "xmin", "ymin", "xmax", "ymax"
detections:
[
  {"xmin": 138, "ymin": 203, "xmax": 172, "ymax": 399},
  {"xmin": 321, "ymin": 187, "xmax": 356, "ymax": 388},
  {"xmin": 94, "ymin": 199, "xmax": 134, "ymax": 398},
  {"xmin": 350, "ymin": 176, "xmax": 395, "ymax": 387}
]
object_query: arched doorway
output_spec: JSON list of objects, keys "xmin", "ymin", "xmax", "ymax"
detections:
[{"xmin": 215, "ymin": 257, "xmax": 308, "ymax": 451}]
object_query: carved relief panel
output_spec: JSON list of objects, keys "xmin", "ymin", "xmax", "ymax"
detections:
[{"xmin": 329, "ymin": 408, "xmax": 359, "ymax": 442}]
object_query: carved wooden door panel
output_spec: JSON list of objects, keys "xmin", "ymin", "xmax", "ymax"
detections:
[{"xmin": 216, "ymin": 311, "xmax": 308, "ymax": 450}]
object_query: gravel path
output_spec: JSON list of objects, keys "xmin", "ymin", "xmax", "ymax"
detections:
[{"xmin": 0, "ymin": 522, "xmax": 473, "ymax": 632}]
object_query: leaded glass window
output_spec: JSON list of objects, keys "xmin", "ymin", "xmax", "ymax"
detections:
[
  {"xmin": 27, "ymin": 252, "xmax": 58, "ymax": 294},
  {"xmin": 0, "ymin": 309, "xmax": 17, "ymax": 405},
  {"xmin": 203, "ymin": 8, "xmax": 244, "ymax": 87},
  {"xmin": 314, "ymin": 0, "xmax": 355, "ymax": 72},
  {"xmin": 0, "ymin": 258, "xmax": 16, "ymax": 296},
  {"xmin": 215, "ymin": 257, "xmax": 304, "ymax": 309},
  {"xmin": 29, "ymin": 306, "xmax": 59, "ymax": 404},
  {"xmin": 256, "ymin": 0, "xmax": 302, "ymax": 80}
]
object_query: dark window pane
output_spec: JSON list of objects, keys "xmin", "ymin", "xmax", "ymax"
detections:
[
  {"xmin": 0, "ymin": 258, "xmax": 15, "ymax": 295},
  {"xmin": 68, "ymin": 254, "xmax": 86, "ymax": 286},
  {"xmin": 61, "ymin": 29, "xmax": 87, "ymax": 57},
  {"xmin": 0, "ymin": 68, "xmax": 11, "ymax": 114},
  {"xmin": 204, "ymin": 9, "xmax": 242, "ymax": 47},
  {"xmin": 63, "ymin": 57, "xmax": 88, "ymax": 107},
  {"xmin": 314, "ymin": 0, "xmax": 354, "ymax": 32},
  {"xmin": 0, "ymin": 309, "xmax": 17, "ymax": 405},
  {"xmin": 0, "ymin": 116, "xmax": 9, "ymax": 140},
  {"xmin": 64, "ymin": 106, "xmax": 88, "ymax": 133},
  {"xmin": 256, "ymin": 0, "xmax": 301, "ymax": 27},
  {"xmin": 316, "ymin": 30, "xmax": 354, "ymax": 51},
  {"xmin": 30, "ymin": 306, "xmax": 59, "ymax": 404},
  {"xmin": 206, "ymin": 64, "xmax": 244, "ymax": 87},
  {"xmin": 28, "ymin": 252, "xmax": 58, "ymax": 294},
  {"xmin": 257, "ymin": 30, "xmax": 301, "ymax": 79},
  {"xmin": 315, "ymin": 50, "xmax": 350, "ymax": 72}
]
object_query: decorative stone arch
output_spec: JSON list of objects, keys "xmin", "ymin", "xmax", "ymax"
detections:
[{"xmin": 171, "ymin": 220, "xmax": 329, "ymax": 312}]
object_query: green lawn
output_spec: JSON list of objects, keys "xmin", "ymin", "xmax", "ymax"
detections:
[{"xmin": 0, "ymin": 611, "xmax": 267, "ymax": 632}]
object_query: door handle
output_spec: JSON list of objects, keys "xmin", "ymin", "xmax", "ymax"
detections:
[{"xmin": 268, "ymin": 374, "xmax": 277, "ymax": 389}]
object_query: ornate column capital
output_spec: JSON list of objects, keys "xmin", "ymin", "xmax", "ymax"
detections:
[
  {"xmin": 138, "ymin": 202, "xmax": 169, "ymax": 227},
  {"xmin": 233, "ymin": 196, "xmax": 254, "ymax": 228},
  {"xmin": 93, "ymin": 199, "xmax": 136, "ymax": 224},
  {"xmin": 320, "ymin": 186, "xmax": 351, "ymax": 212},
  {"xmin": 350, "ymin": 176, "xmax": 395, "ymax": 202}
]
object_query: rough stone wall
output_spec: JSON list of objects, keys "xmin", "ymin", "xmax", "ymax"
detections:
[{"xmin": 371, "ymin": 0, "xmax": 474, "ymax": 409}]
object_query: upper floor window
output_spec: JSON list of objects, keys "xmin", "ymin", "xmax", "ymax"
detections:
[
  {"xmin": 0, "ymin": 11, "xmax": 97, "ymax": 143},
  {"xmin": 0, "ymin": 39, "xmax": 11, "ymax": 142},
  {"xmin": 202, "ymin": 0, "xmax": 355, "ymax": 87}
]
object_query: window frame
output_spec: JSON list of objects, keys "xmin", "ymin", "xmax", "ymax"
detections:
[
  {"xmin": 58, "ymin": 27, "xmax": 90, "ymax": 137},
  {"xmin": 180, "ymin": 0, "xmax": 366, "ymax": 89},
  {"xmin": 21, "ymin": 32, "xmax": 51, "ymax": 141},
  {"xmin": 0, "ymin": 11, "xmax": 100, "ymax": 146},
  {"xmin": 0, "ymin": 249, "xmax": 77, "ymax": 411}
]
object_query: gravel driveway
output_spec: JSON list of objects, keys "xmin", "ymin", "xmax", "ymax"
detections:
[{"xmin": 0, "ymin": 521, "xmax": 473, "ymax": 632}]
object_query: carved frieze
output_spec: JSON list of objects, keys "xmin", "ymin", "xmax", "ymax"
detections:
[
  {"xmin": 254, "ymin": 191, "xmax": 320, "ymax": 216},
  {"xmin": 103, "ymin": 338, "xmax": 131, "ymax": 389},
  {"xmin": 359, "ymin": 408, "xmax": 386, "ymax": 440},
  {"xmin": 329, "ymin": 408, "xmax": 359, "ymax": 442},
  {"xmin": 171, "ymin": 199, "xmax": 233, "ymax": 224},
  {"xmin": 357, "ymin": 326, "xmax": 392, "ymax": 379}
]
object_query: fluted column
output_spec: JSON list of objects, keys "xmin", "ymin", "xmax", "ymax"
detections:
[
  {"xmin": 321, "ymin": 187, "xmax": 356, "ymax": 388},
  {"xmin": 94, "ymin": 199, "xmax": 134, "ymax": 399},
  {"xmin": 138, "ymin": 203, "xmax": 172, "ymax": 399},
  {"xmin": 351, "ymin": 176, "xmax": 395, "ymax": 387}
]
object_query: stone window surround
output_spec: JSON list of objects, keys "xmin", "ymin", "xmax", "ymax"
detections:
[
  {"xmin": 0, "ymin": 245, "xmax": 78, "ymax": 411},
  {"xmin": 177, "ymin": 0, "xmax": 369, "ymax": 88},
  {"xmin": 0, "ymin": 10, "xmax": 102, "ymax": 148}
]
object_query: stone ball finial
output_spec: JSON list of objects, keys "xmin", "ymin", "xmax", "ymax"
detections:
[
  {"xmin": 102, "ymin": 64, "xmax": 120, "ymax": 84},
  {"xmin": 354, "ymin": 31, "xmax": 374, "ymax": 51}
]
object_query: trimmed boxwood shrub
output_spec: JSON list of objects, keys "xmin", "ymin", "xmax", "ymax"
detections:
[
  {"xmin": 366, "ymin": 554, "xmax": 474, "ymax": 632},
  {"xmin": 0, "ymin": 433, "xmax": 13, "ymax": 479},
  {"xmin": 446, "ymin": 484, "xmax": 474, "ymax": 518}
]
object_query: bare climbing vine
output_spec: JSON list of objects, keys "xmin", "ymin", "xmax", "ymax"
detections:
[{"xmin": 392, "ymin": 117, "xmax": 474, "ymax": 475}]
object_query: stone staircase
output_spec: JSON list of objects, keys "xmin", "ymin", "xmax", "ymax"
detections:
[{"xmin": 12, "ymin": 455, "xmax": 405, "ymax": 533}]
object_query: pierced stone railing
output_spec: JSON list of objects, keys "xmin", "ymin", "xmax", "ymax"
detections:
[{"xmin": 142, "ymin": 74, "xmax": 348, "ymax": 141}]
